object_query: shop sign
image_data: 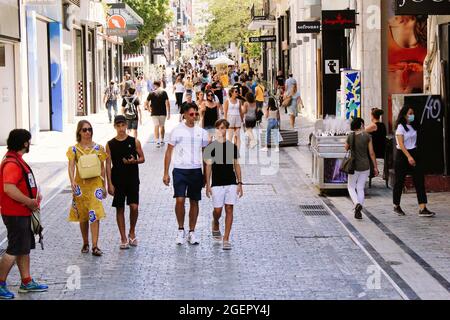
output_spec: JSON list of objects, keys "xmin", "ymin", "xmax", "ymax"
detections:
[
  {"xmin": 395, "ymin": 0, "xmax": 450, "ymax": 15},
  {"xmin": 322, "ymin": 10, "xmax": 356, "ymax": 30},
  {"xmin": 296, "ymin": 21, "xmax": 321, "ymax": 33},
  {"xmin": 249, "ymin": 36, "xmax": 277, "ymax": 43}
]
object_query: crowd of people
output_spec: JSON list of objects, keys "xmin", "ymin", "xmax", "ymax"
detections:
[{"xmin": 1, "ymin": 45, "xmax": 438, "ymax": 300}]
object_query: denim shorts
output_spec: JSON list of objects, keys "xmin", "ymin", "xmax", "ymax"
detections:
[{"xmin": 173, "ymin": 168, "xmax": 204, "ymax": 201}]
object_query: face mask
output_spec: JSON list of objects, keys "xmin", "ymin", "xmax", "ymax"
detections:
[{"xmin": 408, "ymin": 115, "xmax": 415, "ymax": 123}]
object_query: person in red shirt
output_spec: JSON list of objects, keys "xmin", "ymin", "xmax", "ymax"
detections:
[{"xmin": 0, "ymin": 129, "xmax": 48, "ymax": 299}]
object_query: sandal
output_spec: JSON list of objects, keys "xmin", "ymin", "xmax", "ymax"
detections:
[
  {"xmin": 211, "ymin": 221, "xmax": 222, "ymax": 241},
  {"xmin": 92, "ymin": 247, "xmax": 103, "ymax": 257},
  {"xmin": 128, "ymin": 236, "xmax": 138, "ymax": 247},
  {"xmin": 223, "ymin": 241, "xmax": 232, "ymax": 251},
  {"xmin": 120, "ymin": 242, "xmax": 130, "ymax": 250},
  {"xmin": 81, "ymin": 244, "xmax": 90, "ymax": 254}
]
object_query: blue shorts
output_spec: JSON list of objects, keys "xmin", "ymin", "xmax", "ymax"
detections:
[{"xmin": 173, "ymin": 168, "xmax": 204, "ymax": 201}]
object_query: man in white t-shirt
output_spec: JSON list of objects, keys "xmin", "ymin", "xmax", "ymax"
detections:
[{"xmin": 163, "ymin": 103, "xmax": 209, "ymax": 245}]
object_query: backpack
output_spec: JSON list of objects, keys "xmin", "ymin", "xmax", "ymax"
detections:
[
  {"xmin": 124, "ymin": 96, "xmax": 138, "ymax": 120},
  {"xmin": 75, "ymin": 146, "xmax": 102, "ymax": 180}
]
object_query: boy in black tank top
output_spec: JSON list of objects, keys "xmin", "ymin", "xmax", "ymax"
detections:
[{"xmin": 106, "ymin": 116, "xmax": 145, "ymax": 250}]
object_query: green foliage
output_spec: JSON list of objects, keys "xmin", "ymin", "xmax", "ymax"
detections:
[
  {"xmin": 204, "ymin": 0, "xmax": 261, "ymax": 62},
  {"xmin": 123, "ymin": 0, "xmax": 173, "ymax": 53}
]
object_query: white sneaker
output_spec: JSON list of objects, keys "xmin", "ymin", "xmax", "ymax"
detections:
[
  {"xmin": 274, "ymin": 147, "xmax": 280, "ymax": 153},
  {"xmin": 176, "ymin": 230, "xmax": 186, "ymax": 245},
  {"xmin": 187, "ymin": 231, "xmax": 200, "ymax": 245},
  {"xmin": 260, "ymin": 147, "xmax": 268, "ymax": 152}
]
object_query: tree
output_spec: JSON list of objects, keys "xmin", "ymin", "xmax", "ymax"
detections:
[
  {"xmin": 123, "ymin": 0, "xmax": 173, "ymax": 53},
  {"xmin": 204, "ymin": 0, "xmax": 261, "ymax": 62}
]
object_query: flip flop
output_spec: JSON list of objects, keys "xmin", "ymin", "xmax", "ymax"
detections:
[
  {"xmin": 120, "ymin": 242, "xmax": 130, "ymax": 250},
  {"xmin": 223, "ymin": 241, "xmax": 232, "ymax": 251},
  {"xmin": 81, "ymin": 244, "xmax": 89, "ymax": 254},
  {"xmin": 129, "ymin": 237, "xmax": 138, "ymax": 247}
]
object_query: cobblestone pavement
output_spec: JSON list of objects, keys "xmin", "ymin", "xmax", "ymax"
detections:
[{"xmin": 1, "ymin": 113, "xmax": 403, "ymax": 300}]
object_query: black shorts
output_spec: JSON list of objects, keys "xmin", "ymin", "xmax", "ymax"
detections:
[
  {"xmin": 173, "ymin": 168, "xmax": 203, "ymax": 201},
  {"xmin": 1, "ymin": 215, "xmax": 35, "ymax": 256},
  {"xmin": 127, "ymin": 119, "xmax": 138, "ymax": 130},
  {"xmin": 112, "ymin": 183, "xmax": 140, "ymax": 208},
  {"xmin": 245, "ymin": 119, "xmax": 257, "ymax": 128}
]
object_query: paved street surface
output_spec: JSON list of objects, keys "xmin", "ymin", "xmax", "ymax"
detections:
[
  {"xmin": 1, "ymin": 94, "xmax": 449, "ymax": 300},
  {"xmin": 0, "ymin": 105, "xmax": 404, "ymax": 300}
]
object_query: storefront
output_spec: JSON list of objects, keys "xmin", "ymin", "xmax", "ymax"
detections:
[
  {"xmin": 0, "ymin": 1, "xmax": 21, "ymax": 145},
  {"xmin": 385, "ymin": 0, "xmax": 450, "ymax": 189},
  {"xmin": 26, "ymin": 2, "xmax": 64, "ymax": 138}
]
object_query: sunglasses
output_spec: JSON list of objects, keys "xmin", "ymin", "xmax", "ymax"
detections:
[
  {"xmin": 207, "ymin": 94, "xmax": 214, "ymax": 97},
  {"xmin": 188, "ymin": 112, "xmax": 200, "ymax": 117},
  {"xmin": 81, "ymin": 128, "xmax": 93, "ymax": 133}
]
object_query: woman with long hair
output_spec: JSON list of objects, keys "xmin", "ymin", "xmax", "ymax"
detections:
[
  {"xmin": 173, "ymin": 76, "xmax": 185, "ymax": 112},
  {"xmin": 200, "ymin": 90, "xmax": 220, "ymax": 138},
  {"xmin": 261, "ymin": 97, "xmax": 280, "ymax": 152},
  {"xmin": 67, "ymin": 121, "xmax": 108, "ymax": 256},
  {"xmin": 393, "ymin": 106, "xmax": 435, "ymax": 217},
  {"xmin": 242, "ymin": 92, "xmax": 258, "ymax": 149},
  {"xmin": 224, "ymin": 87, "xmax": 243, "ymax": 149}
]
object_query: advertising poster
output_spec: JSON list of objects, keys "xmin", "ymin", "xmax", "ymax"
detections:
[
  {"xmin": 387, "ymin": 0, "xmax": 428, "ymax": 131},
  {"xmin": 341, "ymin": 70, "xmax": 361, "ymax": 120}
]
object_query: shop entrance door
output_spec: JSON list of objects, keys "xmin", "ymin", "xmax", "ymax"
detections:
[
  {"xmin": 439, "ymin": 23, "xmax": 450, "ymax": 175},
  {"xmin": 36, "ymin": 19, "xmax": 51, "ymax": 131}
]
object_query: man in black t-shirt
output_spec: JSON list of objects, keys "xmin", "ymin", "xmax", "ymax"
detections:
[
  {"xmin": 145, "ymin": 81, "xmax": 171, "ymax": 148},
  {"xmin": 204, "ymin": 119, "xmax": 243, "ymax": 251}
]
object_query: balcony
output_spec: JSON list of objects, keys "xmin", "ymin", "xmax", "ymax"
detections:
[{"xmin": 248, "ymin": 0, "xmax": 276, "ymax": 31}]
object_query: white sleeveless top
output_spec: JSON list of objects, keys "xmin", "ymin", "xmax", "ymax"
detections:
[{"xmin": 228, "ymin": 99, "xmax": 241, "ymax": 116}]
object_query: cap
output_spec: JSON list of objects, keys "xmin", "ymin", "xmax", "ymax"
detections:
[{"xmin": 114, "ymin": 115, "xmax": 127, "ymax": 125}]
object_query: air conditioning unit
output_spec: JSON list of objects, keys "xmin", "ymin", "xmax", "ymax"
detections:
[{"xmin": 303, "ymin": 0, "xmax": 321, "ymax": 21}]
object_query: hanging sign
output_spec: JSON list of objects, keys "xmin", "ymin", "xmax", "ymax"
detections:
[
  {"xmin": 322, "ymin": 10, "xmax": 356, "ymax": 30},
  {"xmin": 395, "ymin": 0, "xmax": 450, "ymax": 15}
]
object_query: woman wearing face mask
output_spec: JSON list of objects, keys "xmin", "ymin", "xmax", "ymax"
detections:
[{"xmin": 393, "ymin": 106, "xmax": 435, "ymax": 217}]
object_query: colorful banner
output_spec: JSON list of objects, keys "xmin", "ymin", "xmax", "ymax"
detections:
[{"xmin": 341, "ymin": 70, "xmax": 361, "ymax": 120}]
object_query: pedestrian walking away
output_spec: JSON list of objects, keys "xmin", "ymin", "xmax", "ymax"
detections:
[
  {"xmin": 106, "ymin": 116, "xmax": 145, "ymax": 250},
  {"xmin": 0, "ymin": 129, "xmax": 48, "ymax": 299},
  {"xmin": 204, "ymin": 120, "xmax": 244, "ymax": 250},
  {"xmin": 261, "ymin": 97, "xmax": 281, "ymax": 153},
  {"xmin": 163, "ymin": 103, "xmax": 209, "ymax": 246},
  {"xmin": 345, "ymin": 118, "xmax": 379, "ymax": 220},
  {"xmin": 393, "ymin": 106, "xmax": 436, "ymax": 217},
  {"xmin": 104, "ymin": 80, "xmax": 120, "ymax": 123},
  {"xmin": 145, "ymin": 81, "xmax": 171, "ymax": 148},
  {"xmin": 67, "ymin": 121, "xmax": 108, "ymax": 257},
  {"xmin": 366, "ymin": 108, "xmax": 387, "ymax": 180},
  {"xmin": 121, "ymin": 88, "xmax": 143, "ymax": 139}
]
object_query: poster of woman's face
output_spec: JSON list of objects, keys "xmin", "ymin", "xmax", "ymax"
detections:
[{"xmin": 387, "ymin": 0, "xmax": 428, "ymax": 130}]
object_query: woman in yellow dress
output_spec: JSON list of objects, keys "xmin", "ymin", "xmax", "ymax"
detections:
[{"xmin": 67, "ymin": 120, "xmax": 108, "ymax": 256}]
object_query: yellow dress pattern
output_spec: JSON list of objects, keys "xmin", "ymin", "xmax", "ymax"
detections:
[{"xmin": 66, "ymin": 143, "xmax": 108, "ymax": 223}]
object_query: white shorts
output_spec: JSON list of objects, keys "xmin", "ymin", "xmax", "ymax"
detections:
[
  {"xmin": 228, "ymin": 115, "xmax": 242, "ymax": 128},
  {"xmin": 152, "ymin": 116, "xmax": 166, "ymax": 127},
  {"xmin": 212, "ymin": 185, "xmax": 238, "ymax": 208}
]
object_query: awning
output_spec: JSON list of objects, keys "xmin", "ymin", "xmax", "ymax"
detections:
[
  {"xmin": 123, "ymin": 54, "xmax": 145, "ymax": 67},
  {"xmin": 108, "ymin": 3, "xmax": 144, "ymax": 26},
  {"xmin": 210, "ymin": 56, "xmax": 235, "ymax": 66}
]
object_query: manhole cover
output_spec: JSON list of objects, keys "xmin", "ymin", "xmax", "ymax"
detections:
[{"xmin": 299, "ymin": 204, "xmax": 330, "ymax": 216}]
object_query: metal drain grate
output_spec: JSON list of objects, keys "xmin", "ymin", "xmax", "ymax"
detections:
[{"xmin": 299, "ymin": 204, "xmax": 330, "ymax": 216}]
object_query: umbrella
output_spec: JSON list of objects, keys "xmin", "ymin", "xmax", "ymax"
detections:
[{"xmin": 210, "ymin": 56, "xmax": 235, "ymax": 66}]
